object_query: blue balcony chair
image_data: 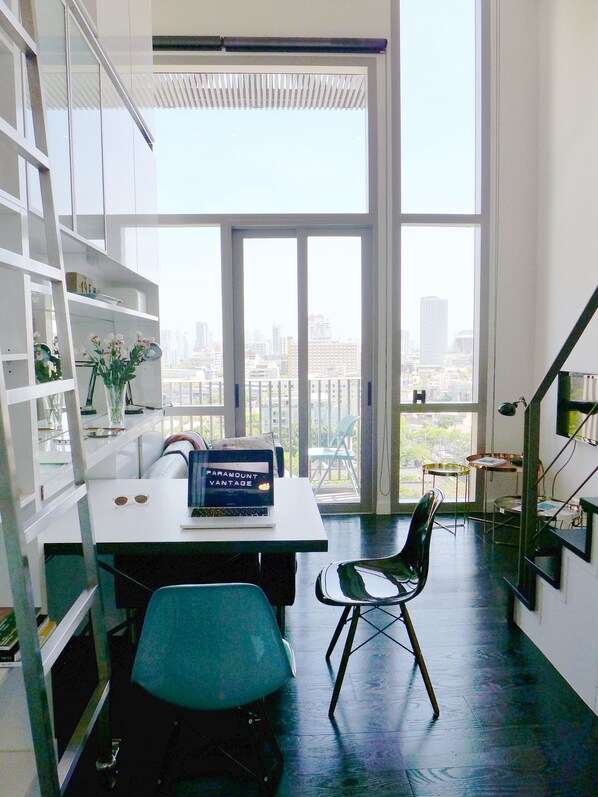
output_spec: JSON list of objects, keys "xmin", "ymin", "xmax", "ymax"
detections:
[
  {"xmin": 308, "ymin": 414, "xmax": 360, "ymax": 496},
  {"xmin": 118, "ymin": 583, "xmax": 296, "ymax": 795},
  {"xmin": 315, "ymin": 488, "xmax": 444, "ymax": 718}
]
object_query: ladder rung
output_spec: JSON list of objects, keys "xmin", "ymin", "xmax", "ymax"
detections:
[
  {"xmin": 7, "ymin": 378, "xmax": 75, "ymax": 405},
  {"xmin": 57, "ymin": 679, "xmax": 110, "ymax": 792},
  {"xmin": 0, "ymin": 245, "xmax": 61, "ymax": 280},
  {"xmin": 0, "ymin": 115, "xmax": 49, "ymax": 170},
  {"xmin": 0, "ymin": 2, "xmax": 113, "ymax": 792},
  {"xmin": 0, "ymin": 0, "xmax": 38, "ymax": 56},
  {"xmin": 23, "ymin": 482, "xmax": 87, "ymax": 545},
  {"xmin": 40, "ymin": 585, "xmax": 99, "ymax": 673}
]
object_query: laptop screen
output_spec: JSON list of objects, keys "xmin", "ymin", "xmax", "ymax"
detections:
[{"xmin": 187, "ymin": 449, "xmax": 274, "ymax": 509}]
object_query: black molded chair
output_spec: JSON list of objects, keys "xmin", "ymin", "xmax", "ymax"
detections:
[
  {"xmin": 118, "ymin": 583, "xmax": 295, "ymax": 795},
  {"xmin": 315, "ymin": 487, "xmax": 444, "ymax": 717}
]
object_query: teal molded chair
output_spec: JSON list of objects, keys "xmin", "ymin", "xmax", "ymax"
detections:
[
  {"xmin": 315, "ymin": 488, "xmax": 444, "ymax": 718},
  {"xmin": 120, "ymin": 583, "xmax": 296, "ymax": 795},
  {"xmin": 308, "ymin": 414, "xmax": 360, "ymax": 496}
]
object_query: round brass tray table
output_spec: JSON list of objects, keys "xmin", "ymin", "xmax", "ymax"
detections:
[{"xmin": 421, "ymin": 462, "xmax": 470, "ymax": 534}]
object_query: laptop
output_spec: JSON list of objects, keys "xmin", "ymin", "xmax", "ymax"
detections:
[{"xmin": 180, "ymin": 448, "xmax": 276, "ymax": 529}]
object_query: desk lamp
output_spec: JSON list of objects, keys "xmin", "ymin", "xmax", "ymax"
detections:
[
  {"xmin": 76, "ymin": 361, "xmax": 98, "ymax": 415},
  {"xmin": 497, "ymin": 396, "xmax": 527, "ymax": 466},
  {"xmin": 497, "ymin": 396, "xmax": 527, "ymax": 416},
  {"xmin": 125, "ymin": 341, "xmax": 162, "ymax": 414}
]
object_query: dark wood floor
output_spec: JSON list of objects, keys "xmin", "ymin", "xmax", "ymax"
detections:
[{"xmin": 59, "ymin": 515, "xmax": 598, "ymax": 796}]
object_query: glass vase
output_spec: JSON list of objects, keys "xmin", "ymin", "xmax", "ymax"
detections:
[
  {"xmin": 43, "ymin": 392, "xmax": 62, "ymax": 428},
  {"xmin": 104, "ymin": 382, "xmax": 127, "ymax": 427}
]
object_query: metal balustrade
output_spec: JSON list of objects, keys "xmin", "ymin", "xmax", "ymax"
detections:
[{"xmin": 162, "ymin": 377, "xmax": 361, "ymax": 497}]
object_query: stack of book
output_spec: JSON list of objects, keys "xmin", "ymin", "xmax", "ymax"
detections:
[{"xmin": 0, "ymin": 606, "xmax": 56, "ymax": 666}]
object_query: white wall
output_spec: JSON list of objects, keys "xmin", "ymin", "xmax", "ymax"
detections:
[
  {"xmin": 534, "ymin": 0, "xmax": 598, "ymax": 501},
  {"xmin": 487, "ymin": 0, "xmax": 539, "ymax": 463},
  {"xmin": 151, "ymin": 0, "xmax": 390, "ymax": 38},
  {"xmin": 496, "ymin": 0, "xmax": 598, "ymax": 713}
]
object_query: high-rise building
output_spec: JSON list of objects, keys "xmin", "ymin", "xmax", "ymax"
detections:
[
  {"xmin": 453, "ymin": 329, "xmax": 474, "ymax": 354},
  {"xmin": 288, "ymin": 340, "xmax": 360, "ymax": 378},
  {"xmin": 272, "ymin": 324, "xmax": 282, "ymax": 355},
  {"xmin": 401, "ymin": 329, "xmax": 410, "ymax": 356},
  {"xmin": 420, "ymin": 296, "xmax": 448, "ymax": 366},
  {"xmin": 194, "ymin": 321, "xmax": 208, "ymax": 351},
  {"xmin": 308, "ymin": 314, "xmax": 331, "ymax": 341},
  {"xmin": 160, "ymin": 328, "xmax": 191, "ymax": 366}
]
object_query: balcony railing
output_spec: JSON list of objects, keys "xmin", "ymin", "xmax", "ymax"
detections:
[{"xmin": 162, "ymin": 377, "xmax": 361, "ymax": 500}]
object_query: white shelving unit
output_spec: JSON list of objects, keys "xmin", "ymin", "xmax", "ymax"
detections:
[{"xmin": 0, "ymin": 1, "xmax": 160, "ymax": 793}]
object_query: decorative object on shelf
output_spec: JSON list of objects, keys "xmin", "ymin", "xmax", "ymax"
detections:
[
  {"xmin": 93, "ymin": 293, "xmax": 122, "ymax": 305},
  {"xmin": 42, "ymin": 393, "xmax": 63, "ymax": 428},
  {"xmin": 66, "ymin": 270, "xmax": 95, "ymax": 295},
  {"xmin": 79, "ymin": 332, "xmax": 157, "ymax": 427},
  {"xmin": 34, "ymin": 333, "xmax": 62, "ymax": 384},
  {"xmin": 104, "ymin": 381, "xmax": 127, "ymax": 427},
  {"xmin": 125, "ymin": 341, "xmax": 163, "ymax": 414},
  {"xmin": 75, "ymin": 361, "xmax": 98, "ymax": 415},
  {"xmin": 34, "ymin": 333, "xmax": 63, "ymax": 427}
]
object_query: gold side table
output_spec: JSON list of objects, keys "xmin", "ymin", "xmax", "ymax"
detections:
[{"xmin": 421, "ymin": 462, "xmax": 470, "ymax": 534}]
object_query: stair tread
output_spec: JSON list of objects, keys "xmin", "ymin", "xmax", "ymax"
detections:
[
  {"xmin": 550, "ymin": 526, "xmax": 591, "ymax": 562},
  {"xmin": 580, "ymin": 496, "xmax": 598, "ymax": 513}
]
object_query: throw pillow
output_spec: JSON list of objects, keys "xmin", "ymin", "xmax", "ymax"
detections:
[{"xmin": 211, "ymin": 432, "xmax": 277, "ymax": 456}]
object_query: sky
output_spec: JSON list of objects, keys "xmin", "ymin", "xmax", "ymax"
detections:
[{"xmin": 154, "ymin": 0, "xmax": 476, "ymax": 349}]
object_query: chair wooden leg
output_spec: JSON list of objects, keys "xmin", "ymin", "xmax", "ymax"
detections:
[
  {"xmin": 326, "ymin": 606, "xmax": 351, "ymax": 659},
  {"xmin": 329, "ymin": 607, "xmax": 360, "ymax": 717},
  {"xmin": 400, "ymin": 604, "xmax": 439, "ymax": 716}
]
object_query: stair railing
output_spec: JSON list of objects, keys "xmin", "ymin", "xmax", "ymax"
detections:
[{"xmin": 513, "ymin": 284, "xmax": 598, "ymax": 607}]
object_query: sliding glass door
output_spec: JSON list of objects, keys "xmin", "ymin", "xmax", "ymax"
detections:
[{"xmin": 231, "ymin": 227, "xmax": 373, "ymax": 512}]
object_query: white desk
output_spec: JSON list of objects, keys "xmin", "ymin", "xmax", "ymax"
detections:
[{"xmin": 42, "ymin": 477, "xmax": 328, "ymax": 556}]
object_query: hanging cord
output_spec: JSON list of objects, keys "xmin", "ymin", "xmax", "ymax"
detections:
[
  {"xmin": 532, "ymin": 401, "xmax": 598, "ymax": 489},
  {"xmin": 489, "ymin": 0, "xmax": 501, "ymax": 455},
  {"xmin": 550, "ymin": 440, "xmax": 576, "ymax": 498}
]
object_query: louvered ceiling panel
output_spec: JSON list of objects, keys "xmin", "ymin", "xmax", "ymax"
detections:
[{"xmin": 42, "ymin": 71, "xmax": 366, "ymax": 111}]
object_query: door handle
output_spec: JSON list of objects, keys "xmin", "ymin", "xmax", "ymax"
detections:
[
  {"xmin": 367, "ymin": 381, "xmax": 372, "ymax": 406},
  {"xmin": 234, "ymin": 383, "xmax": 239, "ymax": 408}
]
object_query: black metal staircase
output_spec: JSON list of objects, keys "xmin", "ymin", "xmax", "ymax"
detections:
[
  {"xmin": 505, "ymin": 284, "xmax": 598, "ymax": 613},
  {"xmin": 521, "ymin": 496, "xmax": 595, "ymax": 596}
]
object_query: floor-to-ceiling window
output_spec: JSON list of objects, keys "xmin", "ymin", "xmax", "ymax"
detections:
[
  {"xmin": 153, "ymin": 2, "xmax": 485, "ymax": 514},
  {"xmin": 393, "ymin": 0, "xmax": 484, "ymax": 509},
  {"xmin": 154, "ymin": 59, "xmax": 377, "ymax": 511}
]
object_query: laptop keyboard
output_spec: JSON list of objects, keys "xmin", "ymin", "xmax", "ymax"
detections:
[{"xmin": 191, "ymin": 506, "xmax": 268, "ymax": 518}]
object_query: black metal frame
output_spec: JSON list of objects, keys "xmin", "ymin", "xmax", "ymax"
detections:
[
  {"xmin": 509, "ymin": 285, "xmax": 598, "ymax": 608},
  {"xmin": 153, "ymin": 700, "xmax": 283, "ymax": 797}
]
